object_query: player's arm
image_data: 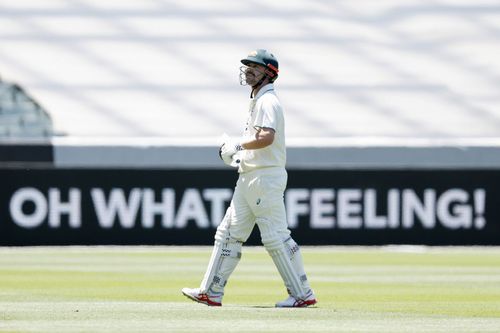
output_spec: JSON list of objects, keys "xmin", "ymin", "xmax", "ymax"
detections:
[
  {"xmin": 219, "ymin": 128, "xmax": 274, "ymax": 166},
  {"xmin": 241, "ymin": 127, "xmax": 275, "ymax": 150}
]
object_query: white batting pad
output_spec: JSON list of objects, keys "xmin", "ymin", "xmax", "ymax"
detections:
[
  {"xmin": 199, "ymin": 240, "xmax": 242, "ymax": 295},
  {"xmin": 268, "ymin": 246, "xmax": 306, "ymax": 300},
  {"xmin": 284, "ymin": 237, "xmax": 311, "ymax": 292},
  {"xmin": 256, "ymin": 217, "xmax": 308, "ymax": 299}
]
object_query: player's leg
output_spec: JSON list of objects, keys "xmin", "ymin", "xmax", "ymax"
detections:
[
  {"xmin": 198, "ymin": 211, "xmax": 243, "ymax": 296},
  {"xmin": 283, "ymin": 236, "xmax": 310, "ymax": 292},
  {"xmin": 256, "ymin": 218, "xmax": 304, "ymax": 296},
  {"xmin": 181, "ymin": 212, "xmax": 241, "ymax": 306},
  {"xmin": 182, "ymin": 178, "xmax": 255, "ymax": 306},
  {"xmin": 274, "ymin": 235, "xmax": 317, "ymax": 307},
  {"xmin": 256, "ymin": 217, "xmax": 316, "ymax": 306},
  {"xmin": 249, "ymin": 169, "xmax": 316, "ymax": 307}
]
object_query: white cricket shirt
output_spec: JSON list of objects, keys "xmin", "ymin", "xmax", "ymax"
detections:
[{"xmin": 239, "ymin": 83, "xmax": 286, "ymax": 173}]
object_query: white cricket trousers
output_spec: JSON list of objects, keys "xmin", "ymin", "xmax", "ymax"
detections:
[
  {"xmin": 206, "ymin": 166, "xmax": 312, "ymax": 300},
  {"xmin": 219, "ymin": 166, "xmax": 291, "ymax": 243}
]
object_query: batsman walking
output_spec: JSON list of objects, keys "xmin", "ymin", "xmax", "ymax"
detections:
[{"xmin": 182, "ymin": 49, "xmax": 317, "ymax": 307}]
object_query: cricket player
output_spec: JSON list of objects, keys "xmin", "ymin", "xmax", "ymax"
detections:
[{"xmin": 182, "ymin": 49, "xmax": 317, "ymax": 307}]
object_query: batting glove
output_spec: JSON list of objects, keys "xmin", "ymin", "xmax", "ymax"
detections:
[{"xmin": 219, "ymin": 139, "xmax": 244, "ymax": 167}]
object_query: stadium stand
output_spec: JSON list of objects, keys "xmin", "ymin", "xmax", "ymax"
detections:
[
  {"xmin": 0, "ymin": 78, "xmax": 53, "ymax": 138},
  {"xmin": 0, "ymin": 0, "xmax": 499, "ymax": 139}
]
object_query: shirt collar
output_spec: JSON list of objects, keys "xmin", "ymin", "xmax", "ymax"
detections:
[{"xmin": 252, "ymin": 83, "xmax": 274, "ymax": 100}]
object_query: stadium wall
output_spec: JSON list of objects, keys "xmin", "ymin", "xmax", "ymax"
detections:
[{"xmin": 1, "ymin": 138, "xmax": 500, "ymax": 246}]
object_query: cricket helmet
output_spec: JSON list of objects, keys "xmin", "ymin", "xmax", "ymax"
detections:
[{"xmin": 241, "ymin": 49, "xmax": 279, "ymax": 80}]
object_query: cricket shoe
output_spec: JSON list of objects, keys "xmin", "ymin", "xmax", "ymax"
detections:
[
  {"xmin": 275, "ymin": 290, "xmax": 317, "ymax": 308},
  {"xmin": 181, "ymin": 288, "xmax": 222, "ymax": 307}
]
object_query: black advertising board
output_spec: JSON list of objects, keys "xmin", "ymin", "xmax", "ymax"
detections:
[{"xmin": 0, "ymin": 168, "xmax": 498, "ymax": 245}]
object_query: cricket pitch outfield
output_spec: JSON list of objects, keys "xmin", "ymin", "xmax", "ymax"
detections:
[{"xmin": 1, "ymin": 246, "xmax": 499, "ymax": 332}]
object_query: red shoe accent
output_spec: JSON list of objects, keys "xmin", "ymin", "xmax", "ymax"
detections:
[
  {"xmin": 294, "ymin": 298, "xmax": 317, "ymax": 307},
  {"xmin": 195, "ymin": 294, "xmax": 222, "ymax": 307}
]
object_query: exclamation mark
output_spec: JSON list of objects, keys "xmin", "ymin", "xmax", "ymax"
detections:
[{"xmin": 474, "ymin": 189, "xmax": 486, "ymax": 229}]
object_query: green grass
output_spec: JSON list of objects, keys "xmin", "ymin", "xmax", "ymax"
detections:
[{"xmin": 1, "ymin": 246, "xmax": 499, "ymax": 332}]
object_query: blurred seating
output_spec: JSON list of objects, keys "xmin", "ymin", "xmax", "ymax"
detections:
[
  {"xmin": 0, "ymin": 0, "xmax": 499, "ymax": 139},
  {"xmin": 0, "ymin": 79, "xmax": 53, "ymax": 138}
]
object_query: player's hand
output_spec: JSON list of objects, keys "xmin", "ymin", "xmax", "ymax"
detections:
[{"xmin": 219, "ymin": 136, "xmax": 244, "ymax": 167}]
